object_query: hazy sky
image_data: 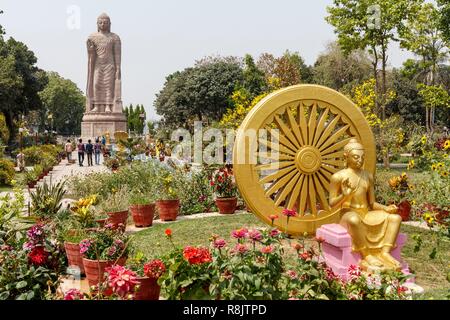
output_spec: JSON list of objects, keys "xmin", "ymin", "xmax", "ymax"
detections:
[{"xmin": 1, "ymin": 0, "xmax": 414, "ymax": 120}]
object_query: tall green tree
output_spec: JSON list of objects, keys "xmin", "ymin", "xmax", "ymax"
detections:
[
  {"xmin": 38, "ymin": 72, "xmax": 85, "ymax": 135},
  {"xmin": 437, "ymin": 0, "xmax": 450, "ymax": 43},
  {"xmin": 155, "ymin": 56, "xmax": 243, "ymax": 130},
  {"xmin": 0, "ymin": 36, "xmax": 48, "ymax": 139},
  {"xmin": 313, "ymin": 41, "xmax": 372, "ymax": 92},
  {"xmin": 242, "ymin": 54, "xmax": 267, "ymax": 98},
  {"xmin": 326, "ymin": 0, "xmax": 422, "ymax": 121},
  {"xmin": 0, "ymin": 10, "xmax": 4, "ymax": 35}
]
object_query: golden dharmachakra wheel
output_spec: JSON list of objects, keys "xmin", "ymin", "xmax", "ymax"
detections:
[{"xmin": 233, "ymin": 85, "xmax": 376, "ymax": 236}]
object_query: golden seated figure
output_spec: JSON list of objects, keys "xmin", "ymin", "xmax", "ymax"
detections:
[{"xmin": 329, "ymin": 138, "xmax": 402, "ymax": 271}]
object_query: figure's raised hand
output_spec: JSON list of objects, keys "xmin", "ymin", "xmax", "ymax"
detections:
[
  {"xmin": 385, "ymin": 204, "xmax": 398, "ymax": 214},
  {"xmin": 342, "ymin": 178, "xmax": 356, "ymax": 197}
]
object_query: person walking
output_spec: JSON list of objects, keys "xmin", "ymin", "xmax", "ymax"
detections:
[
  {"xmin": 94, "ymin": 139, "xmax": 102, "ymax": 165},
  {"xmin": 86, "ymin": 139, "xmax": 94, "ymax": 166},
  {"xmin": 64, "ymin": 139, "xmax": 73, "ymax": 162},
  {"xmin": 101, "ymin": 135, "xmax": 106, "ymax": 147},
  {"xmin": 77, "ymin": 139, "xmax": 85, "ymax": 166}
]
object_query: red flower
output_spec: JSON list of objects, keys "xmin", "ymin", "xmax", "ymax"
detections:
[
  {"xmin": 260, "ymin": 245, "xmax": 274, "ymax": 254},
  {"xmin": 183, "ymin": 246, "xmax": 212, "ymax": 265},
  {"xmin": 210, "ymin": 181, "xmax": 215, "ymax": 186},
  {"xmin": 165, "ymin": 228, "xmax": 172, "ymax": 237},
  {"xmin": 299, "ymin": 252, "xmax": 311, "ymax": 261},
  {"xmin": 28, "ymin": 246, "xmax": 49, "ymax": 266},
  {"xmin": 144, "ymin": 259, "xmax": 166, "ymax": 279},
  {"xmin": 269, "ymin": 214, "xmax": 279, "ymax": 221},
  {"xmin": 315, "ymin": 236, "xmax": 325, "ymax": 244},
  {"xmin": 282, "ymin": 209, "xmax": 298, "ymax": 217}
]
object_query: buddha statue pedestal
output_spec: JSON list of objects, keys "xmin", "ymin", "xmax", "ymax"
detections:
[{"xmin": 316, "ymin": 224, "xmax": 414, "ymax": 282}]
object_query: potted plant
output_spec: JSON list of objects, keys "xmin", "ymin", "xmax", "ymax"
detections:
[
  {"xmin": 62, "ymin": 226, "xmax": 88, "ymax": 276},
  {"xmin": 156, "ymin": 173, "xmax": 180, "ymax": 221},
  {"xmin": 129, "ymin": 191, "xmax": 156, "ymax": 228},
  {"xmin": 24, "ymin": 168, "xmax": 38, "ymax": 188},
  {"xmin": 127, "ymin": 252, "xmax": 165, "ymax": 300},
  {"xmin": 210, "ymin": 167, "xmax": 237, "ymax": 214},
  {"xmin": 80, "ymin": 226, "xmax": 130, "ymax": 287},
  {"xmin": 98, "ymin": 188, "xmax": 129, "ymax": 231}
]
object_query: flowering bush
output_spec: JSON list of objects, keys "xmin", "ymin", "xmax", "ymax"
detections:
[
  {"xmin": 158, "ymin": 224, "xmax": 413, "ymax": 300},
  {"xmin": 0, "ymin": 223, "xmax": 65, "ymax": 300},
  {"xmin": 79, "ymin": 226, "xmax": 130, "ymax": 261},
  {"xmin": 105, "ymin": 265, "xmax": 139, "ymax": 298},
  {"xmin": 210, "ymin": 168, "xmax": 236, "ymax": 198}
]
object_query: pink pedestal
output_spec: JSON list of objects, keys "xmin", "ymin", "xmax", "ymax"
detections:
[{"xmin": 316, "ymin": 224, "xmax": 414, "ymax": 282}]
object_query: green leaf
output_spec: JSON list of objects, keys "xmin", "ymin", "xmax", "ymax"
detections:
[{"xmin": 16, "ymin": 281, "xmax": 28, "ymax": 289}]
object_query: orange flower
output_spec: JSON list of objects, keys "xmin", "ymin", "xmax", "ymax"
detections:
[{"xmin": 165, "ymin": 228, "xmax": 172, "ymax": 237}]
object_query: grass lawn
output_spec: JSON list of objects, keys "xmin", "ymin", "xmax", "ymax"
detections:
[{"xmin": 131, "ymin": 213, "xmax": 449, "ymax": 299}]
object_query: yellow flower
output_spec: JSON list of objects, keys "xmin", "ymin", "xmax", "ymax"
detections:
[
  {"xmin": 437, "ymin": 162, "xmax": 444, "ymax": 169},
  {"xmin": 444, "ymin": 140, "xmax": 450, "ymax": 150},
  {"xmin": 411, "ymin": 200, "xmax": 416, "ymax": 206},
  {"xmin": 443, "ymin": 153, "xmax": 448, "ymax": 159},
  {"xmin": 431, "ymin": 164, "xmax": 437, "ymax": 171},
  {"xmin": 442, "ymin": 171, "xmax": 449, "ymax": 177},
  {"xmin": 421, "ymin": 135, "xmax": 427, "ymax": 145}
]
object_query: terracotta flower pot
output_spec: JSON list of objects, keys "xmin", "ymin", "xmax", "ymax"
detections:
[
  {"xmin": 64, "ymin": 241, "xmax": 85, "ymax": 275},
  {"xmin": 156, "ymin": 199, "xmax": 179, "ymax": 221},
  {"xmin": 134, "ymin": 277, "xmax": 161, "ymax": 300},
  {"xmin": 397, "ymin": 200, "xmax": 411, "ymax": 221},
  {"xmin": 130, "ymin": 203, "xmax": 155, "ymax": 227},
  {"xmin": 215, "ymin": 197, "xmax": 237, "ymax": 214},
  {"xmin": 106, "ymin": 210, "xmax": 129, "ymax": 231},
  {"xmin": 82, "ymin": 257, "xmax": 127, "ymax": 287}
]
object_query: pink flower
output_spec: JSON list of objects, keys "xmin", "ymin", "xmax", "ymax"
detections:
[
  {"xmin": 248, "ymin": 229, "xmax": 262, "ymax": 242},
  {"xmin": 106, "ymin": 265, "xmax": 139, "ymax": 298},
  {"xmin": 286, "ymin": 270, "xmax": 298, "ymax": 280},
  {"xmin": 213, "ymin": 238, "xmax": 227, "ymax": 249},
  {"xmin": 231, "ymin": 228, "xmax": 248, "ymax": 239},
  {"xmin": 79, "ymin": 239, "xmax": 91, "ymax": 255},
  {"xmin": 315, "ymin": 236, "xmax": 325, "ymax": 244},
  {"xmin": 64, "ymin": 288, "xmax": 84, "ymax": 300},
  {"xmin": 269, "ymin": 214, "xmax": 279, "ymax": 221},
  {"xmin": 232, "ymin": 243, "xmax": 249, "ymax": 254},
  {"xmin": 347, "ymin": 264, "xmax": 361, "ymax": 280},
  {"xmin": 260, "ymin": 245, "xmax": 274, "ymax": 254},
  {"xmin": 282, "ymin": 209, "xmax": 297, "ymax": 217},
  {"xmin": 324, "ymin": 266, "xmax": 337, "ymax": 281},
  {"xmin": 269, "ymin": 228, "xmax": 281, "ymax": 237}
]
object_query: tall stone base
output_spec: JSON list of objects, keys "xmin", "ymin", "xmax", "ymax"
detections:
[{"xmin": 80, "ymin": 112, "xmax": 127, "ymax": 141}]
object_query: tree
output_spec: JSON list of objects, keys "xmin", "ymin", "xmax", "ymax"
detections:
[
  {"xmin": 242, "ymin": 54, "xmax": 267, "ymax": 98},
  {"xmin": 0, "ymin": 10, "xmax": 4, "ymax": 35},
  {"xmin": 257, "ymin": 51, "xmax": 311, "ymax": 88},
  {"xmin": 0, "ymin": 37, "xmax": 48, "ymax": 138},
  {"xmin": 313, "ymin": 42, "xmax": 372, "ymax": 92},
  {"xmin": 437, "ymin": 0, "xmax": 450, "ymax": 43},
  {"xmin": 38, "ymin": 72, "xmax": 85, "ymax": 135},
  {"xmin": 417, "ymin": 84, "xmax": 450, "ymax": 128},
  {"xmin": 155, "ymin": 56, "xmax": 243, "ymax": 130},
  {"xmin": 400, "ymin": 2, "xmax": 449, "ymax": 133},
  {"xmin": 326, "ymin": 0, "xmax": 421, "ymax": 121}
]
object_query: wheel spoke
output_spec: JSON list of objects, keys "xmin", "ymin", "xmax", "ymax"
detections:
[
  {"xmin": 259, "ymin": 165, "xmax": 296, "ymax": 184},
  {"xmin": 313, "ymin": 174, "xmax": 330, "ymax": 211},
  {"xmin": 321, "ymin": 137, "xmax": 353, "ymax": 156},
  {"xmin": 299, "ymin": 174, "xmax": 308, "ymax": 216},
  {"xmin": 286, "ymin": 174, "xmax": 304, "ymax": 210},
  {"xmin": 274, "ymin": 115, "xmax": 300, "ymax": 149},
  {"xmin": 313, "ymin": 107, "xmax": 330, "ymax": 147},
  {"xmin": 322, "ymin": 151, "xmax": 344, "ymax": 159},
  {"xmin": 322, "ymin": 159, "xmax": 344, "ymax": 167},
  {"xmin": 308, "ymin": 175, "xmax": 318, "ymax": 216},
  {"xmin": 315, "ymin": 115, "xmax": 341, "ymax": 149},
  {"xmin": 319, "ymin": 168, "xmax": 332, "ymax": 181},
  {"xmin": 308, "ymin": 102, "xmax": 317, "ymax": 145},
  {"xmin": 256, "ymin": 161, "xmax": 295, "ymax": 171},
  {"xmin": 274, "ymin": 172, "xmax": 300, "ymax": 206},
  {"xmin": 298, "ymin": 103, "xmax": 308, "ymax": 146},
  {"xmin": 259, "ymin": 138, "xmax": 297, "ymax": 156},
  {"xmin": 258, "ymin": 152, "xmax": 294, "ymax": 161},
  {"xmin": 287, "ymin": 105, "xmax": 305, "ymax": 146},
  {"xmin": 265, "ymin": 169, "xmax": 298, "ymax": 197},
  {"xmin": 319, "ymin": 124, "xmax": 350, "ymax": 152},
  {"xmin": 321, "ymin": 165, "xmax": 339, "ymax": 175}
]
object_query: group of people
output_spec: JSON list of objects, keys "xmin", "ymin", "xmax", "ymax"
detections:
[{"xmin": 64, "ymin": 137, "xmax": 107, "ymax": 167}]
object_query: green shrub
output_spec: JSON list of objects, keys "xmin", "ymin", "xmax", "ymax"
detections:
[
  {"xmin": 0, "ymin": 158, "xmax": 15, "ymax": 185},
  {"xmin": 22, "ymin": 145, "xmax": 60, "ymax": 166}
]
